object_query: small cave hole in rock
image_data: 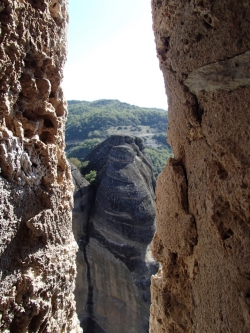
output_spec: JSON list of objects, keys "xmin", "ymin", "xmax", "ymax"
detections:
[
  {"xmin": 196, "ymin": 33, "xmax": 203, "ymax": 42},
  {"xmin": 197, "ymin": 0, "xmax": 205, "ymax": 7},
  {"xmin": 39, "ymin": 132, "xmax": 54, "ymax": 144},
  {"xmin": 216, "ymin": 162, "xmax": 228, "ymax": 180},
  {"xmin": 26, "ymin": 0, "xmax": 46, "ymax": 12},
  {"xmin": 203, "ymin": 21, "xmax": 213, "ymax": 30},
  {"xmin": 23, "ymin": 110, "xmax": 36, "ymax": 121},
  {"xmin": 29, "ymin": 311, "xmax": 46, "ymax": 333},
  {"xmin": 157, "ymin": 318, "xmax": 163, "ymax": 325},
  {"xmin": 43, "ymin": 117, "xmax": 54, "ymax": 128},
  {"xmin": 24, "ymin": 129, "xmax": 35, "ymax": 138},
  {"xmin": 221, "ymin": 228, "xmax": 234, "ymax": 241}
]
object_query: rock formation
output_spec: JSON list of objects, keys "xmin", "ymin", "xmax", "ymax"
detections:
[
  {"xmin": 72, "ymin": 135, "xmax": 158, "ymax": 333},
  {"xmin": 70, "ymin": 162, "xmax": 93, "ymax": 327},
  {"xmin": 150, "ymin": 1, "xmax": 250, "ymax": 332},
  {"xmin": 0, "ymin": 1, "xmax": 81, "ymax": 332}
]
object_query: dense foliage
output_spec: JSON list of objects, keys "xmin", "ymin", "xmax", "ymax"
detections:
[
  {"xmin": 84, "ymin": 170, "xmax": 97, "ymax": 183},
  {"xmin": 145, "ymin": 147, "xmax": 173, "ymax": 178},
  {"xmin": 66, "ymin": 99, "xmax": 168, "ymax": 141},
  {"xmin": 67, "ymin": 138, "xmax": 101, "ymax": 160},
  {"xmin": 152, "ymin": 133, "xmax": 170, "ymax": 146}
]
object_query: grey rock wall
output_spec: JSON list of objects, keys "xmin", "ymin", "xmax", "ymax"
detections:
[{"xmin": 72, "ymin": 135, "xmax": 158, "ymax": 333}]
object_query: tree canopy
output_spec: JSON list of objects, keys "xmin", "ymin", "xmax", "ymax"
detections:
[{"xmin": 66, "ymin": 99, "xmax": 168, "ymax": 141}]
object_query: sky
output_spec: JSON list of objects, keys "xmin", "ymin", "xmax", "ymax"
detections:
[{"xmin": 62, "ymin": 0, "xmax": 168, "ymax": 110}]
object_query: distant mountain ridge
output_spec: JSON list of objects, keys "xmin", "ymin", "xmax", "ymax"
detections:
[
  {"xmin": 66, "ymin": 99, "xmax": 172, "ymax": 177},
  {"xmin": 67, "ymin": 99, "xmax": 167, "ymax": 111},
  {"xmin": 66, "ymin": 99, "xmax": 168, "ymax": 142}
]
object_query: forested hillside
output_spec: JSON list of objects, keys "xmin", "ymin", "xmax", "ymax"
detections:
[
  {"xmin": 65, "ymin": 99, "xmax": 172, "ymax": 177},
  {"xmin": 66, "ymin": 99, "xmax": 168, "ymax": 141}
]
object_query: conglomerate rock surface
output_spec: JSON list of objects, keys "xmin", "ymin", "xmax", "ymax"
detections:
[
  {"xmin": 73, "ymin": 135, "xmax": 158, "ymax": 333},
  {"xmin": 0, "ymin": 1, "xmax": 81, "ymax": 332},
  {"xmin": 150, "ymin": 1, "xmax": 250, "ymax": 332}
]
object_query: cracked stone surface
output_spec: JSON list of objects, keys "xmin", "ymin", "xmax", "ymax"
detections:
[
  {"xmin": 150, "ymin": 1, "xmax": 250, "ymax": 332},
  {"xmin": 184, "ymin": 50, "xmax": 250, "ymax": 94},
  {"xmin": 0, "ymin": 1, "xmax": 82, "ymax": 332}
]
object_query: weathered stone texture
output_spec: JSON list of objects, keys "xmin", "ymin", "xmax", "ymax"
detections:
[
  {"xmin": 150, "ymin": 1, "xmax": 250, "ymax": 332},
  {"xmin": 0, "ymin": 1, "xmax": 81, "ymax": 332}
]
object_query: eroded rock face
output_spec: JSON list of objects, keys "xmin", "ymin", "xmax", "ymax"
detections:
[
  {"xmin": 0, "ymin": 1, "xmax": 81, "ymax": 332},
  {"xmin": 70, "ymin": 162, "xmax": 93, "ymax": 324},
  {"xmin": 150, "ymin": 1, "xmax": 250, "ymax": 332},
  {"xmin": 73, "ymin": 135, "xmax": 158, "ymax": 333}
]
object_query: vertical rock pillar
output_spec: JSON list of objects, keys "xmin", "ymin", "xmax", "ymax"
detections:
[
  {"xmin": 150, "ymin": 1, "xmax": 250, "ymax": 332},
  {"xmin": 0, "ymin": 0, "xmax": 82, "ymax": 332}
]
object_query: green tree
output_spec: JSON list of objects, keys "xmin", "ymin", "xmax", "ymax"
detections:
[
  {"xmin": 84, "ymin": 170, "xmax": 97, "ymax": 183},
  {"xmin": 153, "ymin": 133, "xmax": 167, "ymax": 145},
  {"xmin": 68, "ymin": 157, "xmax": 82, "ymax": 169},
  {"xmin": 67, "ymin": 138, "xmax": 101, "ymax": 160},
  {"xmin": 145, "ymin": 147, "xmax": 173, "ymax": 178}
]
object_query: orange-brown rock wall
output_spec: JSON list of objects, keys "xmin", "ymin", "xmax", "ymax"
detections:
[
  {"xmin": 0, "ymin": 1, "xmax": 81, "ymax": 331},
  {"xmin": 150, "ymin": 1, "xmax": 250, "ymax": 332}
]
